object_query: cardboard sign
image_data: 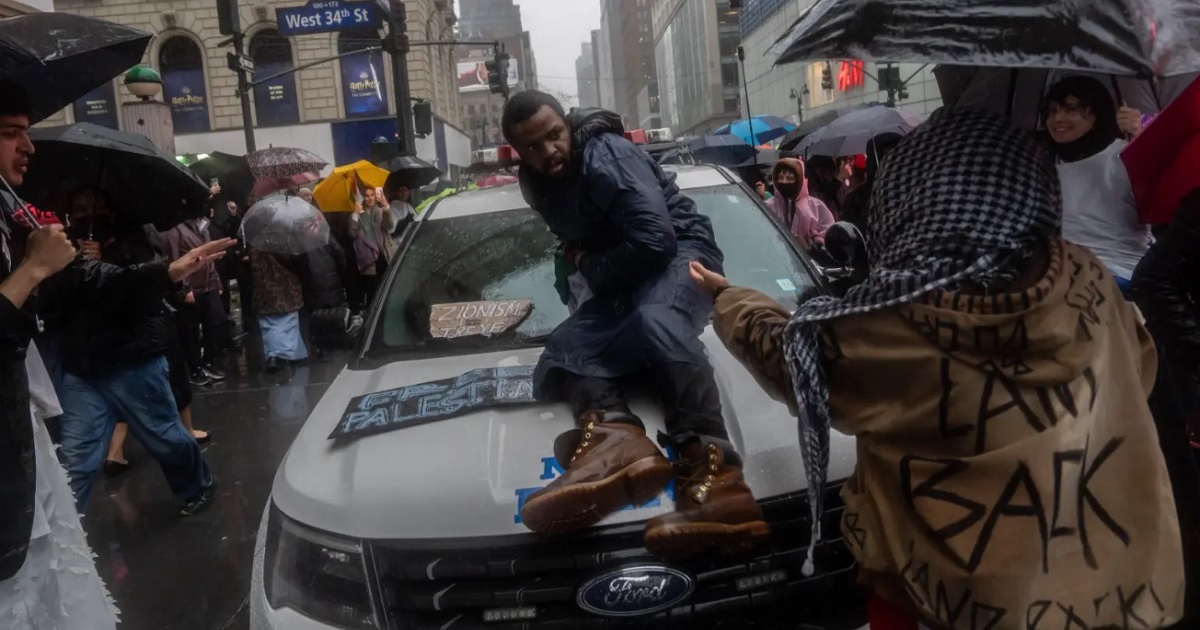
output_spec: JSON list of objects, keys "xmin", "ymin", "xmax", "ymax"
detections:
[
  {"xmin": 429, "ymin": 299, "xmax": 532, "ymax": 340},
  {"xmin": 329, "ymin": 366, "xmax": 537, "ymax": 440}
]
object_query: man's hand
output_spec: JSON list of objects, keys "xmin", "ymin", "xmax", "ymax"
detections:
[
  {"xmin": 79, "ymin": 239, "xmax": 102, "ymax": 261},
  {"xmin": 23, "ymin": 225, "xmax": 77, "ymax": 280},
  {"xmin": 168, "ymin": 238, "xmax": 236, "ymax": 284},
  {"xmin": 563, "ymin": 247, "xmax": 585, "ymax": 266},
  {"xmin": 689, "ymin": 261, "xmax": 729, "ymax": 299},
  {"xmin": 1117, "ymin": 105, "xmax": 1143, "ymax": 137},
  {"xmin": 184, "ymin": 290, "xmax": 195, "ymax": 305},
  {"xmin": 227, "ymin": 200, "xmax": 240, "ymax": 217}
]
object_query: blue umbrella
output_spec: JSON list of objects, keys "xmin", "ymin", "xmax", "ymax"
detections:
[
  {"xmin": 685, "ymin": 135, "xmax": 757, "ymax": 165},
  {"xmin": 715, "ymin": 115, "xmax": 796, "ymax": 145}
]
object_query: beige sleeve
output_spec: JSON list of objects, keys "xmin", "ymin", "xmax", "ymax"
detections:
[{"xmin": 712, "ymin": 286, "xmax": 799, "ymax": 410}]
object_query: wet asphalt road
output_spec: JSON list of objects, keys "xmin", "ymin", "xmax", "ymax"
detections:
[{"xmin": 76, "ymin": 351, "xmax": 348, "ymax": 630}]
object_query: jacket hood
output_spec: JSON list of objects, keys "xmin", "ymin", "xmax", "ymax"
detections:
[
  {"xmin": 771, "ymin": 157, "xmax": 804, "ymax": 181},
  {"xmin": 568, "ymin": 107, "xmax": 624, "ymax": 153},
  {"xmin": 903, "ymin": 239, "xmax": 1101, "ymax": 382}
]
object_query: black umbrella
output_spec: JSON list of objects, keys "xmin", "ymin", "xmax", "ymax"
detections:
[
  {"xmin": 684, "ymin": 135, "xmax": 757, "ymax": 166},
  {"xmin": 378, "ymin": 155, "xmax": 442, "ymax": 189},
  {"xmin": 22, "ymin": 123, "xmax": 210, "ymax": 230},
  {"xmin": 934, "ymin": 65, "xmax": 1200, "ymax": 130},
  {"xmin": 770, "ymin": 0, "xmax": 1200, "ymax": 78},
  {"xmin": 0, "ymin": 13, "xmax": 152, "ymax": 123},
  {"xmin": 796, "ymin": 106, "xmax": 926, "ymax": 157},
  {"xmin": 189, "ymin": 151, "xmax": 254, "ymax": 206},
  {"xmin": 777, "ymin": 103, "xmax": 883, "ymax": 152}
]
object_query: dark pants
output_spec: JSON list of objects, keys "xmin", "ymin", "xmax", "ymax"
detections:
[
  {"xmin": 560, "ymin": 361, "xmax": 732, "ymax": 454},
  {"xmin": 58, "ymin": 357, "xmax": 211, "ymax": 513},
  {"xmin": 178, "ymin": 290, "xmax": 228, "ymax": 371},
  {"xmin": 1148, "ymin": 348, "xmax": 1200, "ymax": 626}
]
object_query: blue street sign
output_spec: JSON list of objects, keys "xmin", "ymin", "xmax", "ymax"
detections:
[{"xmin": 276, "ymin": 0, "xmax": 382, "ymax": 37}]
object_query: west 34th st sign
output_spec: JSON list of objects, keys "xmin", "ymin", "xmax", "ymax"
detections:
[{"xmin": 276, "ymin": 0, "xmax": 382, "ymax": 37}]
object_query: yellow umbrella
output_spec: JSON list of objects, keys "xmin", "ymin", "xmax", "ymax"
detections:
[{"xmin": 312, "ymin": 160, "xmax": 390, "ymax": 212}]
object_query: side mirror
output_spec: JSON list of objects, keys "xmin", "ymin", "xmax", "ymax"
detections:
[
  {"xmin": 823, "ymin": 221, "xmax": 866, "ymax": 269},
  {"xmin": 311, "ymin": 307, "xmax": 363, "ymax": 349}
]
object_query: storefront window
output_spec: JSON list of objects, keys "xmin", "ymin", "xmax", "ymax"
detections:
[
  {"xmin": 338, "ymin": 28, "xmax": 388, "ymax": 119},
  {"xmin": 159, "ymin": 36, "xmax": 210, "ymax": 134},
  {"xmin": 250, "ymin": 29, "xmax": 300, "ymax": 127}
]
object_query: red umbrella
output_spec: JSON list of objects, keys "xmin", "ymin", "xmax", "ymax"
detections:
[
  {"xmin": 252, "ymin": 171, "xmax": 319, "ymax": 198},
  {"xmin": 1122, "ymin": 74, "xmax": 1200, "ymax": 225},
  {"xmin": 477, "ymin": 174, "xmax": 518, "ymax": 188}
]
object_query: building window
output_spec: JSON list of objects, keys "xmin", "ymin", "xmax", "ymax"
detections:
[
  {"xmin": 250, "ymin": 29, "xmax": 300, "ymax": 127},
  {"xmin": 338, "ymin": 28, "xmax": 388, "ymax": 119},
  {"xmin": 72, "ymin": 81, "xmax": 120, "ymax": 129},
  {"xmin": 159, "ymin": 36, "xmax": 210, "ymax": 133}
]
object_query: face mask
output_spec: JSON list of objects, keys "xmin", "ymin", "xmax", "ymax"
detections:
[{"xmin": 775, "ymin": 182, "xmax": 799, "ymax": 199}]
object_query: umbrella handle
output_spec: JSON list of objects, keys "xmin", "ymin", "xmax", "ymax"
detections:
[{"xmin": 0, "ymin": 174, "xmax": 41, "ymax": 229}]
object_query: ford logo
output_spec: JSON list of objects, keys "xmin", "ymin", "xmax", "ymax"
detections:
[{"xmin": 576, "ymin": 564, "xmax": 695, "ymax": 618}]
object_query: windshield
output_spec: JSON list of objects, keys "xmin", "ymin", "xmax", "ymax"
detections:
[{"xmin": 371, "ymin": 184, "xmax": 815, "ymax": 358}]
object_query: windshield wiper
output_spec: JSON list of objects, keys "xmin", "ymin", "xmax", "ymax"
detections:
[{"xmin": 515, "ymin": 332, "xmax": 551, "ymax": 345}]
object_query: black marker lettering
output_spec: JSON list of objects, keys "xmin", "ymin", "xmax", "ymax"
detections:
[
  {"xmin": 940, "ymin": 358, "xmax": 973, "ymax": 440},
  {"xmin": 901, "ymin": 456, "xmax": 987, "ymax": 543},
  {"xmin": 967, "ymin": 461, "xmax": 1048, "ymax": 573}
]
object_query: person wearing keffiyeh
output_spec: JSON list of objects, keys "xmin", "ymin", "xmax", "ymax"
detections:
[{"xmin": 689, "ymin": 108, "xmax": 1185, "ymax": 629}]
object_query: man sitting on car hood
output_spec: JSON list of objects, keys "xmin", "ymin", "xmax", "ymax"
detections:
[{"xmin": 502, "ymin": 90, "xmax": 768, "ymax": 559}]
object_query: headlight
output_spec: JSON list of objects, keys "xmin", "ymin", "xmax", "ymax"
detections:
[{"xmin": 263, "ymin": 504, "xmax": 377, "ymax": 628}]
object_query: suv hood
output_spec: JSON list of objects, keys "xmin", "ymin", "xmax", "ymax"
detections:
[{"xmin": 271, "ymin": 330, "xmax": 856, "ymax": 539}]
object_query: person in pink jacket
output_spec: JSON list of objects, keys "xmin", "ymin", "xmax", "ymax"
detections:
[{"xmin": 766, "ymin": 157, "xmax": 835, "ymax": 248}]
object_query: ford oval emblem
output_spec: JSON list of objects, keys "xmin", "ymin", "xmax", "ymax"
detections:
[{"xmin": 576, "ymin": 564, "xmax": 695, "ymax": 618}]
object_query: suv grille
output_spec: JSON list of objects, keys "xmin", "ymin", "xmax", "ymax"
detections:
[{"xmin": 366, "ymin": 484, "xmax": 865, "ymax": 629}]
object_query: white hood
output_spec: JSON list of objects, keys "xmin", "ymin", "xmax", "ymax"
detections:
[{"xmin": 271, "ymin": 329, "xmax": 857, "ymax": 539}]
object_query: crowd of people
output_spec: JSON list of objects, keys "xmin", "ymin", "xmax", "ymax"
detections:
[{"xmin": 2, "ymin": 44, "xmax": 1199, "ymax": 628}]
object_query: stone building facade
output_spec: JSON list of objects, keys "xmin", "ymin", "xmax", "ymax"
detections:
[
  {"xmin": 47, "ymin": 0, "xmax": 471, "ymax": 172},
  {"xmin": 0, "ymin": 0, "xmax": 53, "ymax": 16}
]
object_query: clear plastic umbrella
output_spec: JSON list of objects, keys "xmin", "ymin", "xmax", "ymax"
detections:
[{"xmin": 240, "ymin": 194, "xmax": 330, "ymax": 255}]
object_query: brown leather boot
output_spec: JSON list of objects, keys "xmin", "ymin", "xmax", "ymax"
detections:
[
  {"xmin": 643, "ymin": 442, "xmax": 771, "ymax": 560},
  {"xmin": 520, "ymin": 411, "xmax": 674, "ymax": 535}
]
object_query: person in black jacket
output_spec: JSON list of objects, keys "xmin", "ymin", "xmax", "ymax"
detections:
[
  {"xmin": 46, "ymin": 186, "xmax": 230, "ymax": 516},
  {"xmin": 1131, "ymin": 187, "xmax": 1200, "ymax": 624},
  {"xmin": 297, "ymin": 240, "xmax": 348, "ymax": 359},
  {"xmin": 503, "ymin": 91, "xmax": 768, "ymax": 560}
]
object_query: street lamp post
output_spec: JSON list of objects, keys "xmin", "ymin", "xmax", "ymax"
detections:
[{"xmin": 789, "ymin": 84, "xmax": 810, "ymax": 125}]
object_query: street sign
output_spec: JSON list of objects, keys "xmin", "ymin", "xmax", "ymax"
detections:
[
  {"xmin": 276, "ymin": 0, "xmax": 382, "ymax": 37},
  {"xmin": 226, "ymin": 52, "xmax": 254, "ymax": 74}
]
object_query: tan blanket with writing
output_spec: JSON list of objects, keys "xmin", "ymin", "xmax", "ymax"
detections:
[{"xmin": 713, "ymin": 240, "xmax": 1184, "ymax": 629}]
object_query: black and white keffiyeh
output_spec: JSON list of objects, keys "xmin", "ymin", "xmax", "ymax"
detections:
[{"xmin": 783, "ymin": 107, "xmax": 1062, "ymax": 575}]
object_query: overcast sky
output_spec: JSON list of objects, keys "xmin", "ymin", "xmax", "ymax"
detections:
[{"xmin": 513, "ymin": 0, "xmax": 602, "ymax": 107}]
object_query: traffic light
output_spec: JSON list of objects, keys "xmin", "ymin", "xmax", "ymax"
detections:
[
  {"xmin": 486, "ymin": 52, "xmax": 511, "ymax": 99},
  {"xmin": 413, "ymin": 100, "xmax": 433, "ymax": 136},
  {"xmin": 820, "ymin": 62, "xmax": 834, "ymax": 91},
  {"xmin": 216, "ymin": 0, "xmax": 240, "ymax": 36}
]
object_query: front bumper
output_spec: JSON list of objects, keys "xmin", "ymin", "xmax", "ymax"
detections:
[{"xmin": 251, "ymin": 485, "xmax": 867, "ymax": 630}]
